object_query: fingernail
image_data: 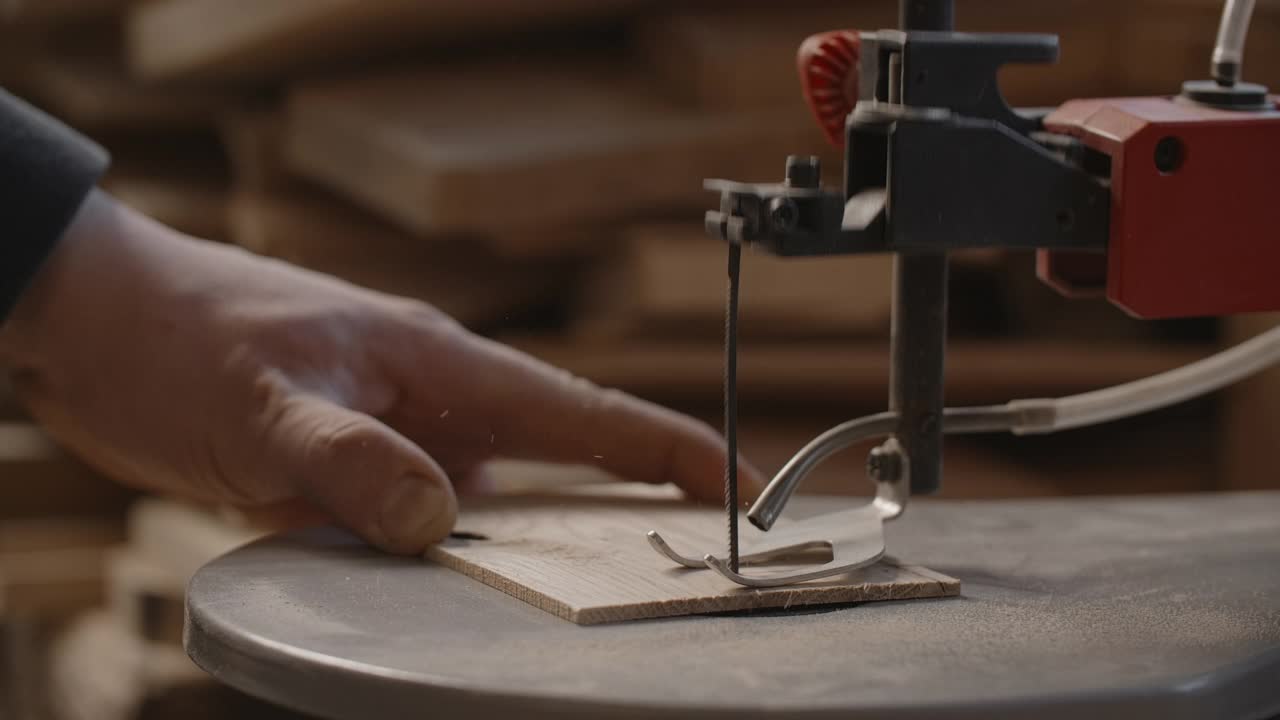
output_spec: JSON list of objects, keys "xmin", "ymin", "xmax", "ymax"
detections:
[{"xmin": 379, "ymin": 477, "xmax": 454, "ymax": 553}]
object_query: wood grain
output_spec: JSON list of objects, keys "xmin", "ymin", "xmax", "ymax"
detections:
[
  {"xmin": 283, "ymin": 61, "xmax": 829, "ymax": 236},
  {"xmin": 127, "ymin": 0, "xmax": 639, "ymax": 83},
  {"xmin": 427, "ymin": 485, "xmax": 958, "ymax": 624},
  {"xmin": 575, "ymin": 223, "xmax": 894, "ymax": 339}
]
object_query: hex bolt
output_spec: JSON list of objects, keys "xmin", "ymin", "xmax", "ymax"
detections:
[{"xmin": 784, "ymin": 155, "xmax": 822, "ymax": 188}]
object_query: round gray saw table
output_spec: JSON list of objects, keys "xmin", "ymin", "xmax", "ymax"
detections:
[{"xmin": 186, "ymin": 492, "xmax": 1280, "ymax": 719}]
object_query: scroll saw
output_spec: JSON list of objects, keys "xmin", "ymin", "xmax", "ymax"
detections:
[{"xmin": 186, "ymin": 0, "xmax": 1280, "ymax": 717}]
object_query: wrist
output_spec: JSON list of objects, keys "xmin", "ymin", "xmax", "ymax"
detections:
[{"xmin": 0, "ymin": 191, "xmax": 167, "ymax": 372}]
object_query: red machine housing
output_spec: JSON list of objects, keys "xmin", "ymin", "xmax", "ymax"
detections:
[{"xmin": 1040, "ymin": 96, "xmax": 1280, "ymax": 319}]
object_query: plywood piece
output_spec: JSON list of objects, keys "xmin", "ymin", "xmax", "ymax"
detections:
[
  {"xmin": 284, "ymin": 61, "xmax": 831, "ymax": 236},
  {"xmin": 127, "ymin": 0, "xmax": 639, "ymax": 83},
  {"xmin": 577, "ymin": 223, "xmax": 894, "ymax": 339},
  {"xmin": 227, "ymin": 190, "xmax": 566, "ymax": 329},
  {"xmin": 427, "ymin": 485, "xmax": 957, "ymax": 624},
  {"xmin": 504, "ymin": 336, "xmax": 1209, "ymax": 406}
]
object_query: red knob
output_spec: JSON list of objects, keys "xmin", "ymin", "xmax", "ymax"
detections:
[{"xmin": 797, "ymin": 30, "xmax": 861, "ymax": 148}]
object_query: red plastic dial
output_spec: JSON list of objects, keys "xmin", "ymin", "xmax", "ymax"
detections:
[{"xmin": 797, "ymin": 30, "xmax": 861, "ymax": 148}]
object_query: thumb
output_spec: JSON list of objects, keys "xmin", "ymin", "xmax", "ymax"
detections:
[{"xmin": 266, "ymin": 393, "xmax": 457, "ymax": 554}]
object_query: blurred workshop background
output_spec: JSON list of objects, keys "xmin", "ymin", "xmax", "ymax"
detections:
[{"xmin": 0, "ymin": 0, "xmax": 1278, "ymax": 717}]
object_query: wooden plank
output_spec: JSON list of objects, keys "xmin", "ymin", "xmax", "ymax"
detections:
[
  {"xmin": 504, "ymin": 337, "xmax": 1210, "ymax": 406},
  {"xmin": 127, "ymin": 500, "xmax": 262, "ymax": 582},
  {"xmin": 0, "ymin": 423, "xmax": 134, "ymax": 520},
  {"xmin": 13, "ymin": 49, "xmax": 235, "ymax": 132},
  {"xmin": 0, "ymin": 546, "xmax": 106, "ymax": 619},
  {"xmin": 639, "ymin": 0, "xmax": 1126, "ymax": 111},
  {"xmin": 105, "ymin": 170, "xmax": 229, "ymax": 241},
  {"xmin": 222, "ymin": 108, "xmax": 607, "ymax": 259},
  {"xmin": 105, "ymin": 550, "xmax": 186, "ymax": 646},
  {"xmin": 1126, "ymin": 0, "xmax": 1280, "ymax": 95},
  {"xmin": 227, "ymin": 189, "xmax": 568, "ymax": 329},
  {"xmin": 127, "ymin": 0, "xmax": 639, "ymax": 83},
  {"xmin": 576, "ymin": 223, "xmax": 894, "ymax": 339},
  {"xmin": 0, "ymin": 516, "xmax": 122, "ymax": 620},
  {"xmin": 283, "ymin": 61, "xmax": 832, "ymax": 236},
  {"xmin": 427, "ymin": 485, "xmax": 958, "ymax": 624},
  {"xmin": 636, "ymin": 3, "xmax": 894, "ymax": 110},
  {"xmin": 0, "ymin": 0, "xmax": 127, "ymax": 25}
]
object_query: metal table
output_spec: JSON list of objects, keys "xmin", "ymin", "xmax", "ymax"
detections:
[{"xmin": 186, "ymin": 492, "xmax": 1280, "ymax": 719}]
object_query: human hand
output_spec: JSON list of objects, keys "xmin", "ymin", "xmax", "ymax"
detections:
[{"xmin": 0, "ymin": 191, "xmax": 763, "ymax": 553}]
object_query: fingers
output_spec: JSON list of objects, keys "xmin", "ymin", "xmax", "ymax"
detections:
[
  {"xmin": 394, "ymin": 332, "xmax": 765, "ymax": 503},
  {"xmin": 263, "ymin": 392, "xmax": 457, "ymax": 554}
]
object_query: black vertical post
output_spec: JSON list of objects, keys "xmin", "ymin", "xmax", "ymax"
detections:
[{"xmin": 889, "ymin": 0, "xmax": 952, "ymax": 495}]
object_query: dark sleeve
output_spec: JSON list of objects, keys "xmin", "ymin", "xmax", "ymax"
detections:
[{"xmin": 0, "ymin": 89, "xmax": 109, "ymax": 323}]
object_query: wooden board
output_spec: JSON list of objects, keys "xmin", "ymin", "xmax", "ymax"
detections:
[
  {"xmin": 504, "ymin": 336, "xmax": 1209, "ymax": 407},
  {"xmin": 221, "ymin": 108, "xmax": 609, "ymax": 259},
  {"xmin": 0, "ymin": 423, "xmax": 134, "ymax": 520},
  {"xmin": 127, "ymin": 500, "xmax": 262, "ymax": 583},
  {"xmin": 12, "ymin": 50, "xmax": 234, "ymax": 132},
  {"xmin": 105, "ymin": 170, "xmax": 230, "ymax": 241},
  {"xmin": 427, "ymin": 485, "xmax": 958, "ymax": 624},
  {"xmin": 0, "ymin": 517, "xmax": 122, "ymax": 620},
  {"xmin": 127, "ymin": 0, "xmax": 639, "ymax": 83},
  {"xmin": 577, "ymin": 223, "xmax": 894, "ymax": 339},
  {"xmin": 636, "ymin": 3, "xmax": 895, "ymax": 110},
  {"xmin": 227, "ymin": 189, "xmax": 568, "ymax": 329},
  {"xmin": 0, "ymin": 0, "xmax": 126, "ymax": 25},
  {"xmin": 283, "ymin": 61, "xmax": 831, "ymax": 236},
  {"xmin": 1126, "ymin": 0, "xmax": 1280, "ymax": 95}
]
